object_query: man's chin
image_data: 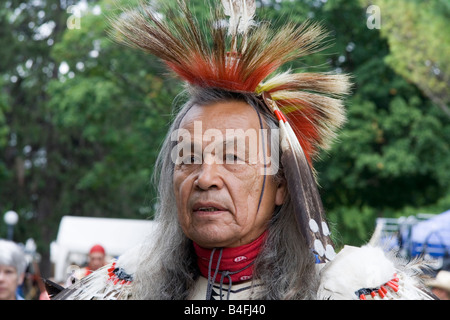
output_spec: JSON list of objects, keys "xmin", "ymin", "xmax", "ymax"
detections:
[{"xmin": 188, "ymin": 230, "xmax": 238, "ymax": 248}]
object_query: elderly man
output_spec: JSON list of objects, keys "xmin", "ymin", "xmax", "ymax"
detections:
[
  {"xmin": 51, "ymin": 0, "xmax": 434, "ymax": 300},
  {"xmin": 0, "ymin": 239, "xmax": 27, "ymax": 300}
]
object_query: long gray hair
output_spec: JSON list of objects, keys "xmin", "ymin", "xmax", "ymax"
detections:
[{"xmin": 132, "ymin": 87, "xmax": 319, "ymax": 299}]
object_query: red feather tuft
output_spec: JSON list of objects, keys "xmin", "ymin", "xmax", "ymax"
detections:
[
  {"xmin": 166, "ymin": 54, "xmax": 279, "ymax": 92},
  {"xmin": 278, "ymin": 103, "xmax": 320, "ymax": 166}
]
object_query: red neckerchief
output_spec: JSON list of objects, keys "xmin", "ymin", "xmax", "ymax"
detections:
[{"xmin": 193, "ymin": 231, "xmax": 267, "ymax": 284}]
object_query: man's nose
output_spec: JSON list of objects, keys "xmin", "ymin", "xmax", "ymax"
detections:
[{"xmin": 194, "ymin": 155, "xmax": 224, "ymax": 190}]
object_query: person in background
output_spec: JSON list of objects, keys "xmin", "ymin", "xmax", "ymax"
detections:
[
  {"xmin": 78, "ymin": 244, "xmax": 107, "ymax": 278},
  {"xmin": 426, "ymin": 270, "xmax": 450, "ymax": 300},
  {"xmin": 0, "ymin": 239, "xmax": 27, "ymax": 300}
]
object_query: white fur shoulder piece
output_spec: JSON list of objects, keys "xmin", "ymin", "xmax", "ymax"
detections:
[
  {"xmin": 53, "ymin": 244, "xmax": 142, "ymax": 300},
  {"xmin": 317, "ymin": 245, "xmax": 436, "ymax": 300}
]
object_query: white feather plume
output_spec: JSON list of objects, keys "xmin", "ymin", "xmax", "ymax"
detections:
[
  {"xmin": 221, "ymin": 0, "xmax": 256, "ymax": 35},
  {"xmin": 317, "ymin": 245, "xmax": 436, "ymax": 300},
  {"xmin": 238, "ymin": 0, "xmax": 256, "ymax": 34}
]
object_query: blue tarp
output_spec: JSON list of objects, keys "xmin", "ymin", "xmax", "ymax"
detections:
[{"xmin": 409, "ymin": 210, "xmax": 450, "ymax": 257}]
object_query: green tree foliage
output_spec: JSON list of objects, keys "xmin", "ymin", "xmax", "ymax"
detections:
[
  {"xmin": 1, "ymin": 0, "xmax": 449, "ymax": 276},
  {"xmin": 0, "ymin": 0, "xmax": 180, "ymax": 275},
  {"xmin": 0, "ymin": 0, "xmax": 78, "ymax": 273},
  {"xmin": 314, "ymin": 0, "xmax": 450, "ymax": 246},
  {"xmin": 371, "ymin": 0, "xmax": 450, "ymax": 117},
  {"xmin": 46, "ymin": 0, "xmax": 180, "ymax": 220}
]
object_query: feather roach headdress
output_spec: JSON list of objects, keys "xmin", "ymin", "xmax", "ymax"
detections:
[{"xmin": 110, "ymin": 0, "xmax": 351, "ymax": 262}]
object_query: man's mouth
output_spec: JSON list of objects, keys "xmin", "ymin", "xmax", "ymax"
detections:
[
  {"xmin": 197, "ymin": 207, "xmax": 220, "ymax": 212},
  {"xmin": 192, "ymin": 202, "xmax": 228, "ymax": 214}
]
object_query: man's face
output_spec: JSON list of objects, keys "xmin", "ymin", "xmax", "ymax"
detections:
[
  {"xmin": 173, "ymin": 100, "xmax": 285, "ymax": 248},
  {"xmin": 88, "ymin": 252, "xmax": 105, "ymax": 271},
  {"xmin": 0, "ymin": 265, "xmax": 23, "ymax": 300}
]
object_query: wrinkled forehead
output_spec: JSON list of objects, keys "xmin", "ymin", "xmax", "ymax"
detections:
[
  {"xmin": 176, "ymin": 101, "xmax": 273, "ymax": 153},
  {"xmin": 179, "ymin": 100, "xmax": 264, "ymax": 133}
]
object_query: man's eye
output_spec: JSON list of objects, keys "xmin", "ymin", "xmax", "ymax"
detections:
[
  {"xmin": 182, "ymin": 154, "xmax": 201, "ymax": 164},
  {"xmin": 224, "ymin": 153, "xmax": 240, "ymax": 163}
]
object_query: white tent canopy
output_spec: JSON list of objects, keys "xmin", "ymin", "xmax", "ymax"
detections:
[{"xmin": 50, "ymin": 215, "xmax": 157, "ymax": 282}]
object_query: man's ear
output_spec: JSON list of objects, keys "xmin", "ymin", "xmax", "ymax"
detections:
[{"xmin": 274, "ymin": 179, "xmax": 287, "ymax": 206}]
